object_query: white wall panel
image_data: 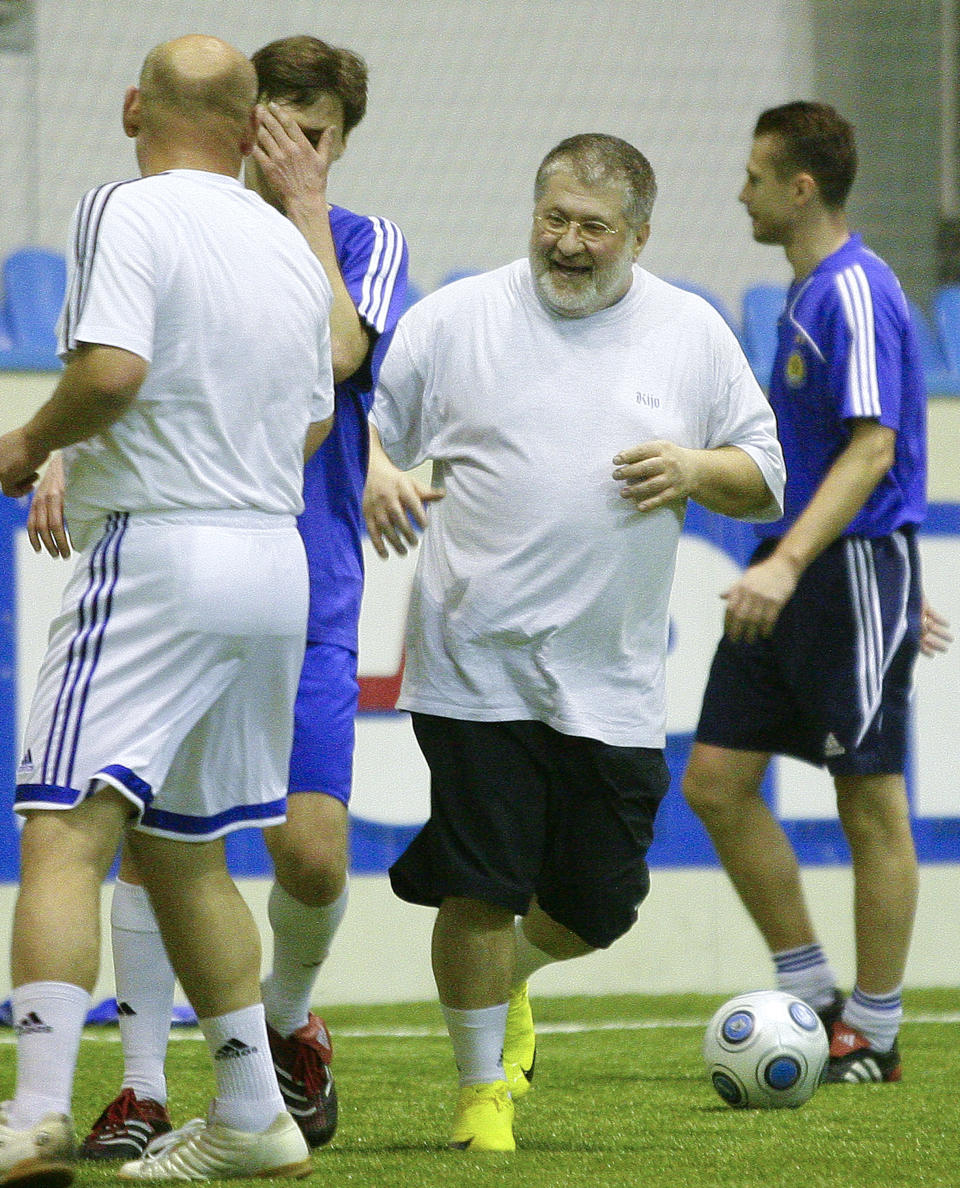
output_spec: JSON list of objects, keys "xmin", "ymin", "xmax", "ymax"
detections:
[{"xmin": 8, "ymin": 1, "xmax": 814, "ymax": 306}]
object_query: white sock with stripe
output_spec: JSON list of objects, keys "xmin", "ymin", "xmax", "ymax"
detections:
[
  {"xmin": 840, "ymin": 984, "xmax": 902, "ymax": 1053},
  {"xmin": 772, "ymin": 943, "xmax": 838, "ymax": 1010}
]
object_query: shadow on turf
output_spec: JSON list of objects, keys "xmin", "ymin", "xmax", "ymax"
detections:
[{"xmin": 579, "ymin": 1070, "xmax": 700, "ymax": 1087}]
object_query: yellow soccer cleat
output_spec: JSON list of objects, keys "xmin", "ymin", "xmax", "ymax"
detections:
[
  {"xmin": 447, "ymin": 1082, "xmax": 515, "ymax": 1152},
  {"xmin": 502, "ymin": 982, "xmax": 537, "ymax": 1101}
]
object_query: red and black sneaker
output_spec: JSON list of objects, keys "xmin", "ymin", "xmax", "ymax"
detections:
[
  {"xmin": 266, "ymin": 1012, "xmax": 338, "ymax": 1147},
  {"xmin": 80, "ymin": 1088, "xmax": 172, "ymax": 1160},
  {"xmin": 822, "ymin": 1022, "xmax": 902, "ymax": 1083},
  {"xmin": 815, "ymin": 989, "xmax": 846, "ymax": 1034}
]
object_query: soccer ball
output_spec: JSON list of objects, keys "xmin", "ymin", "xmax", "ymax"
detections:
[{"xmin": 703, "ymin": 990, "xmax": 828, "ymax": 1109}]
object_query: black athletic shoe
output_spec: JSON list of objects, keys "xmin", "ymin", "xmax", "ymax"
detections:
[
  {"xmin": 267, "ymin": 1013, "xmax": 338, "ymax": 1147},
  {"xmin": 822, "ymin": 1023, "xmax": 902, "ymax": 1083},
  {"xmin": 815, "ymin": 989, "xmax": 846, "ymax": 1034},
  {"xmin": 80, "ymin": 1089, "xmax": 172, "ymax": 1160}
]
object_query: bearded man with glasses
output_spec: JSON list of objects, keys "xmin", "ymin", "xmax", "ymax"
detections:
[{"xmin": 362, "ymin": 132, "xmax": 786, "ymax": 1152}]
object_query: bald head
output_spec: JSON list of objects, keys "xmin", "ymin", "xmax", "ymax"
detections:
[
  {"xmin": 139, "ymin": 35, "xmax": 256, "ymax": 130},
  {"xmin": 125, "ymin": 35, "xmax": 258, "ymax": 176}
]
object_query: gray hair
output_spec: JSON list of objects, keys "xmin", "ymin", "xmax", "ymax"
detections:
[{"xmin": 535, "ymin": 133, "xmax": 657, "ymax": 227}]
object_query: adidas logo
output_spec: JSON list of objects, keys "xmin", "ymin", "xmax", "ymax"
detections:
[
  {"xmin": 19, "ymin": 749, "xmax": 32, "ymax": 767},
  {"xmin": 15, "ymin": 1011, "xmax": 53, "ymax": 1035},
  {"xmin": 214, "ymin": 1037, "xmax": 258, "ymax": 1061},
  {"xmin": 823, "ymin": 732, "xmax": 846, "ymax": 758}
]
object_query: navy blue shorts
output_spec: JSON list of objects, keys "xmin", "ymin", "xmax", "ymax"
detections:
[
  {"xmin": 695, "ymin": 530, "xmax": 922, "ymax": 775},
  {"xmin": 389, "ymin": 715, "xmax": 670, "ymax": 949},
  {"xmin": 287, "ymin": 640, "xmax": 359, "ymax": 803}
]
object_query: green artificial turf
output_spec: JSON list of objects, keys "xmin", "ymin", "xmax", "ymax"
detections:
[{"xmin": 8, "ymin": 987, "xmax": 957, "ymax": 1188}]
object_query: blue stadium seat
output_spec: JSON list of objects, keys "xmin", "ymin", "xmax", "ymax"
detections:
[
  {"xmin": 665, "ymin": 278, "xmax": 740, "ymax": 339},
  {"xmin": 2, "ymin": 247, "xmax": 67, "ymax": 351},
  {"xmin": 401, "ymin": 279, "xmax": 424, "ymax": 312},
  {"xmin": 908, "ymin": 298, "xmax": 960, "ymax": 396},
  {"xmin": 932, "ymin": 285, "xmax": 960, "ymax": 375},
  {"xmin": 440, "ymin": 268, "xmax": 480, "ymax": 287},
  {"xmin": 741, "ymin": 283, "xmax": 787, "ymax": 388}
]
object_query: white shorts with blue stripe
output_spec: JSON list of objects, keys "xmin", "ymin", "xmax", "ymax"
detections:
[{"xmin": 15, "ymin": 509, "xmax": 308, "ymax": 840}]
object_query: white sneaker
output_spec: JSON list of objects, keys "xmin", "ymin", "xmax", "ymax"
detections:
[
  {"xmin": 0, "ymin": 1106, "xmax": 76, "ymax": 1188},
  {"xmin": 117, "ymin": 1110, "xmax": 311, "ymax": 1181}
]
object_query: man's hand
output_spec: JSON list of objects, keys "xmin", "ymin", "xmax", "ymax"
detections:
[
  {"xmin": 721, "ymin": 553, "xmax": 801, "ymax": 643},
  {"xmin": 252, "ymin": 102, "xmax": 337, "ymax": 214},
  {"xmin": 613, "ymin": 441, "xmax": 700, "ymax": 512},
  {"xmin": 27, "ymin": 452, "xmax": 71, "ymax": 558},
  {"xmin": 0, "ymin": 426, "xmax": 48, "ymax": 499},
  {"xmin": 920, "ymin": 600, "xmax": 952, "ymax": 658},
  {"xmin": 363, "ymin": 454, "xmax": 443, "ymax": 559}
]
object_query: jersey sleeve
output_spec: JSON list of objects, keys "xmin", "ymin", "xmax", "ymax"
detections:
[
  {"xmin": 57, "ymin": 182, "xmax": 156, "ymax": 363},
  {"xmin": 335, "ymin": 213, "xmax": 409, "ymax": 388},
  {"xmin": 707, "ymin": 323, "xmax": 786, "ymax": 522},
  {"xmin": 370, "ymin": 316, "xmax": 431, "ymax": 470},
  {"xmin": 825, "ymin": 266, "xmax": 906, "ymax": 430}
]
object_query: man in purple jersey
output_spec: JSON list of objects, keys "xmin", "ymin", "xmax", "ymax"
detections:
[
  {"xmin": 30, "ymin": 35, "xmax": 413, "ymax": 1158},
  {"xmin": 683, "ymin": 102, "xmax": 937, "ymax": 1084}
]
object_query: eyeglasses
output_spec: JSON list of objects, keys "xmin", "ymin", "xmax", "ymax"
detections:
[{"xmin": 533, "ymin": 212, "xmax": 621, "ymax": 245}]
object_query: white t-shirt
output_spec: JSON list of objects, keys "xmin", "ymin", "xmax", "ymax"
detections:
[
  {"xmin": 57, "ymin": 170, "xmax": 334, "ymax": 526},
  {"xmin": 372, "ymin": 259, "xmax": 785, "ymax": 747}
]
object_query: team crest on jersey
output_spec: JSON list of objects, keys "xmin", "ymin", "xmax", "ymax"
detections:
[{"xmin": 785, "ymin": 349, "xmax": 806, "ymax": 387}]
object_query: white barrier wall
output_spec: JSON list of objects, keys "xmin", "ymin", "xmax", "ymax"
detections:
[{"xmin": 1, "ymin": 377, "xmax": 959, "ymax": 1003}]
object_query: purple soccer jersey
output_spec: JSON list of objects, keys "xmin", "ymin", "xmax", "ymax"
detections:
[{"xmin": 757, "ymin": 233, "xmax": 926, "ymax": 541}]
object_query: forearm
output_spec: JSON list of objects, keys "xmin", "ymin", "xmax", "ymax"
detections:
[
  {"xmin": 285, "ymin": 197, "xmax": 368, "ymax": 383},
  {"xmin": 770, "ymin": 425, "xmax": 895, "ymax": 579},
  {"xmin": 24, "ymin": 345, "xmax": 145, "ymax": 456},
  {"xmin": 690, "ymin": 445, "xmax": 773, "ymax": 517}
]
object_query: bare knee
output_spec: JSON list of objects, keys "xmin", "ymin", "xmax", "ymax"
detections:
[
  {"xmin": 270, "ymin": 837, "xmax": 347, "ymax": 906},
  {"xmin": 682, "ymin": 743, "xmax": 767, "ymax": 822},
  {"xmin": 835, "ymin": 774, "xmax": 914, "ymax": 853}
]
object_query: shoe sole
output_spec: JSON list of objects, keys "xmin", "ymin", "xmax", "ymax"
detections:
[
  {"xmin": 448, "ymin": 1139, "xmax": 515, "ymax": 1153},
  {"xmin": 252, "ymin": 1158, "xmax": 313, "ymax": 1179},
  {"xmin": 0, "ymin": 1159, "xmax": 75, "ymax": 1188},
  {"xmin": 116, "ymin": 1157, "xmax": 313, "ymax": 1181}
]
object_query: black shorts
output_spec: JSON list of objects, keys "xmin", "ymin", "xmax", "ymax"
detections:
[
  {"xmin": 389, "ymin": 715, "xmax": 670, "ymax": 949},
  {"xmin": 696, "ymin": 530, "xmax": 922, "ymax": 775}
]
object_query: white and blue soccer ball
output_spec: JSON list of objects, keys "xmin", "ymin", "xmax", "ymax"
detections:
[{"xmin": 703, "ymin": 990, "xmax": 828, "ymax": 1109}]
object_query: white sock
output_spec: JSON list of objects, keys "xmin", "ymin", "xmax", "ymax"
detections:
[
  {"xmin": 512, "ymin": 918, "xmax": 557, "ymax": 987},
  {"xmin": 772, "ymin": 943, "xmax": 838, "ymax": 1010},
  {"xmin": 841, "ymin": 984, "xmax": 903, "ymax": 1052},
  {"xmin": 111, "ymin": 879, "xmax": 173, "ymax": 1104},
  {"xmin": 261, "ymin": 881, "xmax": 348, "ymax": 1037},
  {"xmin": 200, "ymin": 1003, "xmax": 285, "ymax": 1133},
  {"xmin": 440, "ymin": 1002, "xmax": 509, "ymax": 1087},
  {"xmin": 8, "ymin": 981, "xmax": 90, "ymax": 1127}
]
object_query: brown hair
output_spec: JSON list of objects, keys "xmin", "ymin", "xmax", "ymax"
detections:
[
  {"xmin": 251, "ymin": 35, "xmax": 367, "ymax": 135},
  {"xmin": 754, "ymin": 101, "xmax": 857, "ymax": 209}
]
